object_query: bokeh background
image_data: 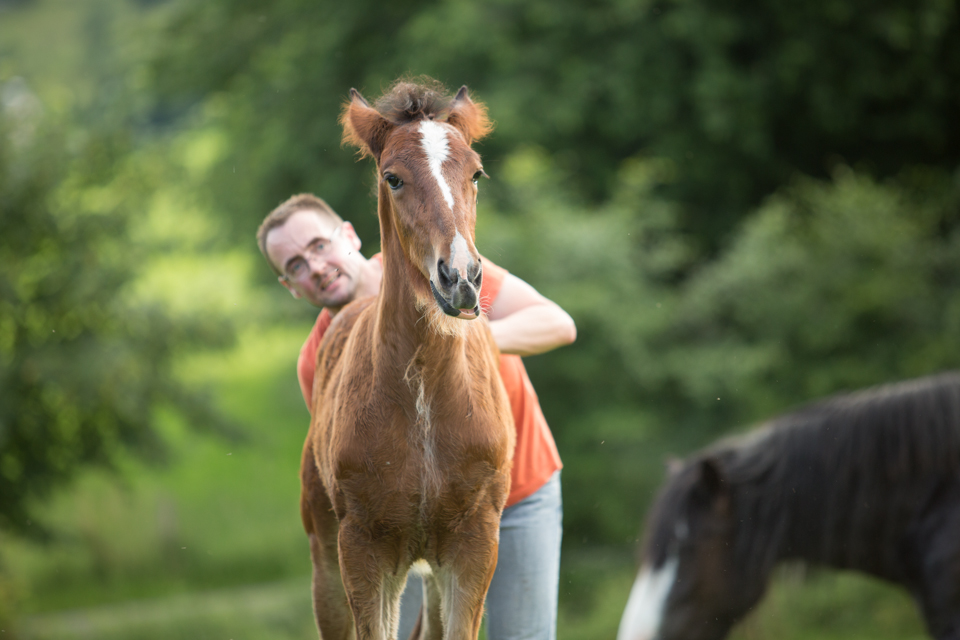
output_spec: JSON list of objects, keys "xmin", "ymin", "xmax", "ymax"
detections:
[{"xmin": 2, "ymin": 0, "xmax": 959, "ymax": 637}]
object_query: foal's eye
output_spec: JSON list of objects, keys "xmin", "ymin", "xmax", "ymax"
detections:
[
  {"xmin": 385, "ymin": 173, "xmax": 403, "ymax": 190},
  {"xmin": 472, "ymin": 170, "xmax": 485, "ymax": 185}
]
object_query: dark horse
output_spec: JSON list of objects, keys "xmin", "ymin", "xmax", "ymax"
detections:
[{"xmin": 618, "ymin": 372, "xmax": 960, "ymax": 640}]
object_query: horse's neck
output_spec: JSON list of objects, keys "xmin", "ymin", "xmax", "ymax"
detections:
[{"xmin": 374, "ymin": 202, "xmax": 468, "ymax": 378}]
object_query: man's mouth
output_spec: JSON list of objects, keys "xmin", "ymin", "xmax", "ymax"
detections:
[{"xmin": 319, "ymin": 270, "xmax": 340, "ymax": 291}]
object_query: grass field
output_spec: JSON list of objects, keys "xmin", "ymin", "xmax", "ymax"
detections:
[{"xmin": 18, "ymin": 578, "xmax": 315, "ymax": 640}]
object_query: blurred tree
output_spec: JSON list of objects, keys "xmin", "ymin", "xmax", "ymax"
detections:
[
  {"xmin": 144, "ymin": 0, "xmax": 418, "ymax": 255},
  {"xmin": 480, "ymin": 151, "xmax": 960, "ymax": 544},
  {"xmin": 146, "ymin": 0, "xmax": 960, "ymax": 253},
  {"xmin": 651, "ymin": 165, "xmax": 960, "ymax": 422},
  {"xmin": 0, "ymin": 110, "xmax": 236, "ymax": 536}
]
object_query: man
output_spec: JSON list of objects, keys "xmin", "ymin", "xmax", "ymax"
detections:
[{"xmin": 257, "ymin": 193, "xmax": 576, "ymax": 640}]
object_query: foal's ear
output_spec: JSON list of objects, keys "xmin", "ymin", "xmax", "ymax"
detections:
[
  {"xmin": 340, "ymin": 88, "xmax": 395, "ymax": 163},
  {"xmin": 447, "ymin": 86, "xmax": 493, "ymax": 145}
]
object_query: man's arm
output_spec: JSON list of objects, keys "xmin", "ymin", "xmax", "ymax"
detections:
[{"xmin": 486, "ymin": 274, "xmax": 576, "ymax": 356}]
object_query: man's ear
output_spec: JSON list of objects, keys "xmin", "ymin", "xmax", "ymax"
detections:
[
  {"xmin": 340, "ymin": 221, "xmax": 362, "ymax": 253},
  {"xmin": 279, "ymin": 275, "xmax": 302, "ymax": 300},
  {"xmin": 340, "ymin": 88, "xmax": 394, "ymax": 163}
]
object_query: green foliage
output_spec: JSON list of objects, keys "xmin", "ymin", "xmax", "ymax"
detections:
[
  {"xmin": 139, "ymin": 0, "xmax": 960, "ymax": 549},
  {"xmin": 653, "ymin": 166, "xmax": 960, "ymax": 425},
  {"xmin": 728, "ymin": 568, "xmax": 927, "ymax": 640},
  {"xmin": 1, "ymin": 325, "xmax": 312, "ymax": 636},
  {"xmin": 4, "ymin": 1, "xmax": 960, "ymax": 637},
  {"xmin": 478, "ymin": 150, "xmax": 960, "ymax": 545},
  {"xmin": 0, "ymin": 112, "xmax": 236, "ymax": 536},
  {"xmin": 145, "ymin": 0, "xmax": 960, "ymax": 248}
]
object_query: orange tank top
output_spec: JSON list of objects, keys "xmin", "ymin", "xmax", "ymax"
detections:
[{"xmin": 297, "ymin": 255, "xmax": 562, "ymax": 506}]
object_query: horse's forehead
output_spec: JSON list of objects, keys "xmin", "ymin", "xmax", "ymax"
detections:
[
  {"xmin": 385, "ymin": 120, "xmax": 471, "ymax": 166},
  {"xmin": 382, "ymin": 120, "xmax": 475, "ymax": 217}
]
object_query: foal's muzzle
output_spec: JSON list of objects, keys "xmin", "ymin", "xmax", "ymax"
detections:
[{"xmin": 431, "ymin": 258, "xmax": 482, "ymax": 318}]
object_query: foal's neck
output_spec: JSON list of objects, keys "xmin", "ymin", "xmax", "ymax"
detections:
[{"xmin": 374, "ymin": 197, "xmax": 469, "ymax": 365}]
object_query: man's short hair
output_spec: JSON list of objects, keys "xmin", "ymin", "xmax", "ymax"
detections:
[{"xmin": 257, "ymin": 193, "xmax": 344, "ymax": 275}]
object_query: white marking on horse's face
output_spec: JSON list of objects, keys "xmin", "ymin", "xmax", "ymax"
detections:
[
  {"xmin": 419, "ymin": 120, "xmax": 455, "ymax": 211},
  {"xmin": 449, "ymin": 231, "xmax": 470, "ymax": 277},
  {"xmin": 617, "ymin": 556, "xmax": 679, "ymax": 640}
]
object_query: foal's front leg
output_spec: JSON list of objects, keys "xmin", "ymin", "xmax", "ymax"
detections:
[
  {"xmin": 338, "ymin": 521, "xmax": 408, "ymax": 640},
  {"xmin": 433, "ymin": 516, "xmax": 501, "ymax": 640},
  {"xmin": 302, "ymin": 456, "xmax": 354, "ymax": 639},
  {"xmin": 308, "ymin": 530, "xmax": 355, "ymax": 640}
]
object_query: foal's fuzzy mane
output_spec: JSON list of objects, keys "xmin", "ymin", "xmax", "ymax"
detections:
[
  {"xmin": 374, "ymin": 77, "xmax": 454, "ymax": 124},
  {"xmin": 649, "ymin": 371, "xmax": 960, "ymax": 581}
]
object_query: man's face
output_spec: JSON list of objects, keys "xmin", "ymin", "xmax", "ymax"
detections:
[{"xmin": 265, "ymin": 210, "xmax": 364, "ymax": 309}]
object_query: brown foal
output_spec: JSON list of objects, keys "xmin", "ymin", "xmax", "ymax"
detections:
[{"xmin": 299, "ymin": 80, "xmax": 515, "ymax": 640}]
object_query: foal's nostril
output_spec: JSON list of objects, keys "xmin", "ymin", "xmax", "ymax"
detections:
[
  {"xmin": 437, "ymin": 259, "xmax": 457, "ymax": 289},
  {"xmin": 469, "ymin": 262, "xmax": 482, "ymax": 289}
]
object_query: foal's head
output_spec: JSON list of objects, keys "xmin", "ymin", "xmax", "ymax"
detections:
[
  {"xmin": 341, "ymin": 80, "xmax": 493, "ymax": 330},
  {"xmin": 619, "ymin": 457, "xmax": 763, "ymax": 640}
]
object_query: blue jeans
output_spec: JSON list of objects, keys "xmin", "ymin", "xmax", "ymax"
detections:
[{"xmin": 398, "ymin": 471, "xmax": 563, "ymax": 640}]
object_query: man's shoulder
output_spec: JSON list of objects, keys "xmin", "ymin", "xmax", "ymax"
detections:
[
  {"xmin": 302, "ymin": 308, "xmax": 332, "ymax": 354},
  {"xmin": 301, "ymin": 296, "xmax": 376, "ymax": 399}
]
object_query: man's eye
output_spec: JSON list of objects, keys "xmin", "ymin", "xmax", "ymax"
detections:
[
  {"xmin": 289, "ymin": 261, "xmax": 305, "ymax": 275},
  {"xmin": 385, "ymin": 174, "xmax": 403, "ymax": 189}
]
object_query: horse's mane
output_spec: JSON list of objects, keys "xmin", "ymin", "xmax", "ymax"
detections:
[
  {"xmin": 374, "ymin": 77, "xmax": 454, "ymax": 125},
  {"xmin": 721, "ymin": 372, "xmax": 960, "ymax": 485},
  {"xmin": 664, "ymin": 372, "xmax": 960, "ymax": 581}
]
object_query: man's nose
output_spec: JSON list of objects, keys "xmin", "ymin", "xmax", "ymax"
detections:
[{"xmin": 307, "ymin": 253, "xmax": 331, "ymax": 274}]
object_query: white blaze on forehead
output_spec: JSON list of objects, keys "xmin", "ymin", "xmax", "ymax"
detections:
[
  {"xmin": 617, "ymin": 557, "xmax": 679, "ymax": 640},
  {"xmin": 419, "ymin": 120, "xmax": 455, "ymax": 211}
]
